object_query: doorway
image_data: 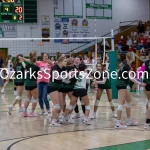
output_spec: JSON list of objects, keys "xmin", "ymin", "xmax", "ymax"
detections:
[{"xmin": 0, "ymin": 48, "xmax": 8, "ymax": 64}]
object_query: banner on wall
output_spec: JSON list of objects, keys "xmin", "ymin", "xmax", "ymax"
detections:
[
  {"xmin": 86, "ymin": 0, "xmax": 112, "ymax": 19},
  {"xmin": 70, "ymin": 18, "xmax": 91, "ymax": 43},
  {"xmin": 69, "ymin": 18, "xmax": 80, "ymax": 43},
  {"xmin": 42, "ymin": 16, "xmax": 50, "ymax": 42},
  {"xmin": 62, "ymin": 18, "xmax": 69, "ymax": 44},
  {"xmin": 80, "ymin": 19, "xmax": 91, "ymax": 43},
  {"xmin": 54, "ymin": 18, "xmax": 91, "ymax": 43},
  {"xmin": 0, "ymin": 24, "xmax": 17, "ymax": 38},
  {"xmin": 54, "ymin": 18, "xmax": 62, "ymax": 43}
]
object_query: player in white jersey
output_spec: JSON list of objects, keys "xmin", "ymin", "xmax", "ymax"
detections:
[
  {"xmin": 60, "ymin": 63, "xmax": 91, "ymax": 125},
  {"xmin": 1, "ymin": 55, "xmax": 16, "ymax": 95}
]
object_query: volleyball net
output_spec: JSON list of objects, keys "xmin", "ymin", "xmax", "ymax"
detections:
[{"xmin": 0, "ymin": 31, "xmax": 114, "ymax": 69}]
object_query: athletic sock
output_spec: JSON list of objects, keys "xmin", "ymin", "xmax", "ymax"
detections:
[
  {"xmin": 52, "ymin": 119, "xmax": 57, "ymax": 124},
  {"xmin": 10, "ymin": 105, "xmax": 13, "ymax": 108},
  {"xmin": 66, "ymin": 114, "xmax": 71, "ymax": 120},
  {"xmin": 116, "ymin": 120, "xmax": 120, "ymax": 125},
  {"xmin": 127, "ymin": 118, "xmax": 131, "ymax": 122},
  {"xmin": 84, "ymin": 116, "xmax": 88, "ymax": 121}
]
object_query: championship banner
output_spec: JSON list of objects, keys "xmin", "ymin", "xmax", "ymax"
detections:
[
  {"xmin": 86, "ymin": 0, "xmax": 112, "ymax": 19},
  {"xmin": 42, "ymin": 16, "xmax": 50, "ymax": 42}
]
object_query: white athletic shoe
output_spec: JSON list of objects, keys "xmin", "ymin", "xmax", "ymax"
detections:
[
  {"xmin": 67, "ymin": 118, "xmax": 75, "ymax": 124},
  {"xmin": 51, "ymin": 122, "xmax": 62, "ymax": 127},
  {"xmin": 82, "ymin": 117, "xmax": 92, "ymax": 125},
  {"xmin": 8, "ymin": 106, "xmax": 13, "ymax": 115},
  {"xmin": 126, "ymin": 120, "xmax": 138, "ymax": 126},
  {"xmin": 1, "ymin": 89, "xmax": 5, "ymax": 94},
  {"xmin": 72, "ymin": 113, "xmax": 80, "ymax": 119},
  {"xmin": 19, "ymin": 107, "xmax": 24, "ymax": 112},
  {"xmin": 112, "ymin": 113, "xmax": 117, "ymax": 118},
  {"xmin": 144, "ymin": 123, "xmax": 150, "ymax": 129},
  {"xmin": 39, "ymin": 110, "xmax": 45, "ymax": 115},
  {"xmin": 115, "ymin": 123, "xmax": 127, "ymax": 129},
  {"xmin": 44, "ymin": 112, "xmax": 49, "ymax": 116},
  {"xmin": 91, "ymin": 113, "xmax": 96, "ymax": 119}
]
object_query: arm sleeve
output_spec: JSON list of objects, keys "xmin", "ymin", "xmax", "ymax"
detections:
[
  {"xmin": 22, "ymin": 62, "xmax": 26, "ymax": 68},
  {"xmin": 137, "ymin": 64, "xmax": 145, "ymax": 79}
]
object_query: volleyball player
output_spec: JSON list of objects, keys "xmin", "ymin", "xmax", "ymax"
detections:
[
  {"xmin": 1, "ymin": 55, "xmax": 17, "ymax": 95},
  {"xmin": 115, "ymin": 53, "xmax": 146, "ymax": 129},
  {"xmin": 73, "ymin": 56, "xmax": 85, "ymax": 118},
  {"xmin": 60, "ymin": 63, "xmax": 91, "ymax": 125},
  {"xmin": 136, "ymin": 58, "xmax": 150, "ymax": 129},
  {"xmin": 91, "ymin": 63, "xmax": 117, "ymax": 119},
  {"xmin": 60, "ymin": 57, "xmax": 76, "ymax": 123},
  {"xmin": 22, "ymin": 52, "xmax": 40, "ymax": 117},
  {"xmin": 48, "ymin": 56, "xmax": 67, "ymax": 127},
  {"xmin": 8, "ymin": 54, "xmax": 26, "ymax": 115}
]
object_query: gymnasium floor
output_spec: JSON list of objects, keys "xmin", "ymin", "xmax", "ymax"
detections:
[{"xmin": 0, "ymin": 83, "xmax": 150, "ymax": 150}]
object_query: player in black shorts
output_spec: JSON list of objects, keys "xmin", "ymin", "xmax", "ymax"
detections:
[
  {"xmin": 115, "ymin": 53, "xmax": 146, "ymax": 129},
  {"xmin": 91, "ymin": 63, "xmax": 116, "ymax": 119},
  {"xmin": 141, "ymin": 59, "xmax": 150, "ymax": 129},
  {"xmin": 60, "ymin": 63, "xmax": 91, "ymax": 125},
  {"xmin": 48, "ymin": 56, "xmax": 67, "ymax": 127},
  {"xmin": 60, "ymin": 57, "xmax": 76, "ymax": 123},
  {"xmin": 22, "ymin": 51, "xmax": 40, "ymax": 117},
  {"xmin": 72, "ymin": 56, "xmax": 86, "ymax": 118},
  {"xmin": 8, "ymin": 54, "xmax": 26, "ymax": 115}
]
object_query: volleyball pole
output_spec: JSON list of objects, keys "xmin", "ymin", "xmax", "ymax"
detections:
[{"xmin": 108, "ymin": 29, "xmax": 118, "ymax": 102}]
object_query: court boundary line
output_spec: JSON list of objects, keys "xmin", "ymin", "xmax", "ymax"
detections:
[{"xmin": 5, "ymin": 127, "xmax": 150, "ymax": 150}]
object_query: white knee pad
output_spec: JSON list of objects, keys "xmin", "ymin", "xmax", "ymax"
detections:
[
  {"xmin": 32, "ymin": 99, "xmax": 38, "ymax": 103},
  {"xmin": 94, "ymin": 100, "xmax": 100, "ymax": 106},
  {"xmin": 85, "ymin": 105, "xmax": 90, "ymax": 110},
  {"xmin": 146, "ymin": 100, "xmax": 150, "ymax": 106},
  {"xmin": 148, "ymin": 103, "xmax": 150, "ymax": 108},
  {"xmin": 117, "ymin": 105, "xmax": 124, "ymax": 111},
  {"xmin": 15, "ymin": 96, "xmax": 21, "ymax": 101},
  {"xmin": 26, "ymin": 99, "xmax": 31, "ymax": 102},
  {"xmin": 109, "ymin": 101, "xmax": 114, "ymax": 107},
  {"xmin": 67, "ymin": 105, "xmax": 73, "ymax": 111},
  {"xmin": 126, "ymin": 103, "xmax": 131, "ymax": 108},
  {"xmin": 54, "ymin": 104, "xmax": 61, "ymax": 110}
]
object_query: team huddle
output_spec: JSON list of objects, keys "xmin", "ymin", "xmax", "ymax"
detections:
[{"xmin": 2, "ymin": 51, "xmax": 150, "ymax": 129}]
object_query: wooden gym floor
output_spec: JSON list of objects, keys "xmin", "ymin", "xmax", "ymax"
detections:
[{"xmin": 0, "ymin": 83, "xmax": 150, "ymax": 150}]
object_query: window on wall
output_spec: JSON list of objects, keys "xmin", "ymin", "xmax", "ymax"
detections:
[{"xmin": 54, "ymin": 0, "xmax": 83, "ymax": 18}]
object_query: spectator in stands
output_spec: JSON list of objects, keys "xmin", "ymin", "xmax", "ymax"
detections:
[
  {"xmin": 132, "ymin": 37, "xmax": 138, "ymax": 46},
  {"xmin": 126, "ymin": 36, "xmax": 133, "ymax": 47},
  {"xmin": 118, "ymin": 36, "xmax": 129, "ymax": 53},
  {"xmin": 138, "ymin": 34, "xmax": 148, "ymax": 55},
  {"xmin": 91, "ymin": 52, "xmax": 96, "ymax": 64},
  {"xmin": 101, "ymin": 39, "xmax": 110, "ymax": 50},
  {"xmin": 139, "ymin": 34, "xmax": 148, "ymax": 46},
  {"xmin": 137, "ymin": 20, "xmax": 145, "ymax": 35},
  {"xmin": 83, "ymin": 54, "xmax": 90, "ymax": 64},
  {"xmin": 131, "ymin": 30, "xmax": 138, "ymax": 39},
  {"xmin": 50, "ymin": 57, "xmax": 55, "ymax": 65},
  {"xmin": 145, "ymin": 26, "xmax": 150, "ymax": 36}
]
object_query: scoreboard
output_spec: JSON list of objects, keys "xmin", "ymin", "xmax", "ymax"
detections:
[{"xmin": 0, "ymin": 0, "xmax": 37, "ymax": 23}]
